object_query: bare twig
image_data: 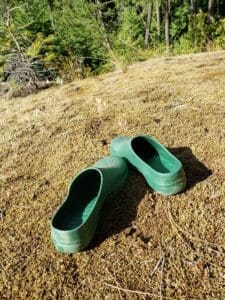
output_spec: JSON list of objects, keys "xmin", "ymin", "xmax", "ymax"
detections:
[
  {"xmin": 160, "ymin": 254, "xmax": 165, "ymax": 300},
  {"xmin": 111, "ymin": 270, "xmax": 123, "ymax": 300},
  {"xmin": 9, "ymin": 3, "xmax": 28, "ymax": 12},
  {"xmin": 98, "ymin": 255, "xmax": 123, "ymax": 300},
  {"xmin": 17, "ymin": 21, "xmax": 34, "ymax": 30},
  {"xmin": 150, "ymin": 255, "xmax": 163, "ymax": 277},
  {"xmin": 104, "ymin": 282, "xmax": 173, "ymax": 299},
  {"xmin": 106, "ymin": 268, "xmax": 123, "ymax": 300}
]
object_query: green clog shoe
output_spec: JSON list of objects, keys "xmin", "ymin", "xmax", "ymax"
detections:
[
  {"xmin": 110, "ymin": 136, "xmax": 186, "ymax": 195},
  {"xmin": 51, "ymin": 156, "xmax": 128, "ymax": 253}
]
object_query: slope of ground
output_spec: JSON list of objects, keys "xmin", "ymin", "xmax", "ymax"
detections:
[{"xmin": 1, "ymin": 51, "xmax": 225, "ymax": 299}]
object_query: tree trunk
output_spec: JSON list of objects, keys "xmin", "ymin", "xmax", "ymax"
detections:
[
  {"xmin": 47, "ymin": 1, "xmax": 55, "ymax": 31},
  {"xmin": 144, "ymin": 1, "xmax": 153, "ymax": 46},
  {"xmin": 156, "ymin": 0, "xmax": 160, "ymax": 40},
  {"xmin": 208, "ymin": 0, "xmax": 215, "ymax": 23},
  {"xmin": 96, "ymin": 0, "xmax": 111, "ymax": 51},
  {"xmin": 190, "ymin": 0, "xmax": 195, "ymax": 13},
  {"xmin": 95, "ymin": 0, "xmax": 120, "ymax": 70},
  {"xmin": 164, "ymin": 0, "xmax": 170, "ymax": 53},
  {"xmin": 216, "ymin": 0, "xmax": 219, "ymax": 17}
]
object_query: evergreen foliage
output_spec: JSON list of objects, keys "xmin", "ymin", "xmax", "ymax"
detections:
[{"xmin": 1, "ymin": 0, "xmax": 225, "ymax": 94}]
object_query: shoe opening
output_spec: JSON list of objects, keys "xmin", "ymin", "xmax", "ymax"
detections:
[
  {"xmin": 131, "ymin": 137, "xmax": 177, "ymax": 173},
  {"xmin": 52, "ymin": 169, "xmax": 102, "ymax": 230}
]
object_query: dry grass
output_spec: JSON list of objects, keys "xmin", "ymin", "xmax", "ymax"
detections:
[{"xmin": 1, "ymin": 50, "xmax": 225, "ymax": 299}]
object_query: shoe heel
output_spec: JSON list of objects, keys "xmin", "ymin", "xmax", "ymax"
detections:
[{"xmin": 106, "ymin": 171, "xmax": 128, "ymax": 200}]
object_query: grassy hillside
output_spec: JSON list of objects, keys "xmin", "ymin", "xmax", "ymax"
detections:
[{"xmin": 1, "ymin": 51, "xmax": 225, "ymax": 299}]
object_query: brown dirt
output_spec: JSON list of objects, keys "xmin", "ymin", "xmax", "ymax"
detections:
[{"xmin": 1, "ymin": 51, "xmax": 225, "ymax": 299}]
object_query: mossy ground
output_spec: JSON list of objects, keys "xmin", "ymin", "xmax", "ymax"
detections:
[{"xmin": 1, "ymin": 51, "xmax": 225, "ymax": 299}]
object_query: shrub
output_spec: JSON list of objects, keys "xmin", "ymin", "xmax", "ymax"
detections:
[{"xmin": 214, "ymin": 18, "xmax": 225, "ymax": 49}]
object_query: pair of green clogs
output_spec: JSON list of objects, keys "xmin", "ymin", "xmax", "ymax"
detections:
[{"xmin": 51, "ymin": 136, "xmax": 186, "ymax": 253}]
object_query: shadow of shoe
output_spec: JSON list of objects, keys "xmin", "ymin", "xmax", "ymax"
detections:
[
  {"xmin": 168, "ymin": 146, "xmax": 212, "ymax": 190},
  {"xmin": 87, "ymin": 168, "xmax": 148, "ymax": 250},
  {"xmin": 87, "ymin": 147, "xmax": 212, "ymax": 251}
]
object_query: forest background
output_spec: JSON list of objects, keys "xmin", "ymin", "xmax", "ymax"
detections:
[{"xmin": 0, "ymin": 0, "xmax": 225, "ymax": 95}]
